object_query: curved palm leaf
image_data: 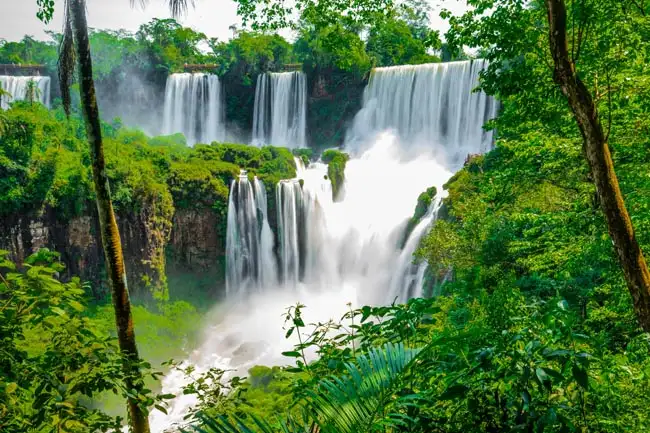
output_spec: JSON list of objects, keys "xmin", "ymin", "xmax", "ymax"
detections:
[
  {"xmin": 131, "ymin": 0, "xmax": 194, "ymax": 17},
  {"xmin": 192, "ymin": 342, "xmax": 422, "ymax": 433}
]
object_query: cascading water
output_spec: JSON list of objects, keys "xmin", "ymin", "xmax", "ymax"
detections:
[
  {"xmin": 347, "ymin": 59, "xmax": 499, "ymax": 166},
  {"xmin": 162, "ymin": 73, "xmax": 225, "ymax": 145},
  {"xmin": 0, "ymin": 76, "xmax": 51, "ymax": 109},
  {"xmin": 151, "ymin": 60, "xmax": 497, "ymax": 432},
  {"xmin": 252, "ymin": 72, "xmax": 307, "ymax": 148},
  {"xmin": 276, "ymin": 178, "xmax": 304, "ymax": 287},
  {"xmin": 226, "ymin": 173, "xmax": 277, "ymax": 296}
]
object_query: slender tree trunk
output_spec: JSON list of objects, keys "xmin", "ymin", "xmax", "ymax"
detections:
[
  {"xmin": 545, "ymin": 0, "xmax": 650, "ymax": 332},
  {"xmin": 67, "ymin": 1, "xmax": 151, "ymax": 431}
]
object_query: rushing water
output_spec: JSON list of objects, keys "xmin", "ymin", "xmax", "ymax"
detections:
[
  {"xmin": 252, "ymin": 72, "xmax": 307, "ymax": 148},
  {"xmin": 0, "ymin": 75, "xmax": 51, "ymax": 109},
  {"xmin": 162, "ymin": 73, "xmax": 225, "ymax": 145},
  {"xmin": 151, "ymin": 60, "xmax": 496, "ymax": 431},
  {"xmin": 225, "ymin": 173, "xmax": 277, "ymax": 296},
  {"xmin": 347, "ymin": 59, "xmax": 499, "ymax": 165}
]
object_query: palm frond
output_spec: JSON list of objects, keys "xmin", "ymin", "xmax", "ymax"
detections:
[
  {"xmin": 131, "ymin": 0, "xmax": 195, "ymax": 17},
  {"xmin": 306, "ymin": 342, "xmax": 422, "ymax": 433},
  {"xmin": 193, "ymin": 342, "xmax": 422, "ymax": 433},
  {"xmin": 189, "ymin": 413, "xmax": 307, "ymax": 433}
]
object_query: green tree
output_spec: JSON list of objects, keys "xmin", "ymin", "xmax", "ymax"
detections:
[
  {"xmin": 294, "ymin": 20, "xmax": 371, "ymax": 76},
  {"xmin": 24, "ymin": 79, "xmax": 41, "ymax": 105},
  {"xmin": 441, "ymin": 0, "xmax": 650, "ymax": 331},
  {"xmin": 61, "ymin": 1, "xmax": 152, "ymax": 431},
  {"xmin": 37, "ymin": 1, "xmax": 193, "ymax": 432},
  {"xmin": 366, "ymin": 15, "xmax": 438, "ymax": 66},
  {"xmin": 137, "ymin": 18, "xmax": 213, "ymax": 72},
  {"xmin": 544, "ymin": 0, "xmax": 650, "ymax": 331}
]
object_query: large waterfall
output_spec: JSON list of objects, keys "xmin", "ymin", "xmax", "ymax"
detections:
[
  {"xmin": 152, "ymin": 60, "xmax": 498, "ymax": 432},
  {"xmin": 162, "ymin": 73, "xmax": 225, "ymax": 145},
  {"xmin": 252, "ymin": 72, "xmax": 307, "ymax": 148},
  {"xmin": 347, "ymin": 59, "xmax": 498, "ymax": 166},
  {"xmin": 0, "ymin": 76, "xmax": 51, "ymax": 109}
]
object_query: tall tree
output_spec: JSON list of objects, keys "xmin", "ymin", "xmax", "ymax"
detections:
[
  {"xmin": 62, "ymin": 1, "xmax": 151, "ymax": 431},
  {"xmin": 37, "ymin": 1, "xmax": 192, "ymax": 432},
  {"xmin": 543, "ymin": 0, "xmax": 650, "ymax": 330}
]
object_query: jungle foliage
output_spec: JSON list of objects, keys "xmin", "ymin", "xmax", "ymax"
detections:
[
  {"xmin": 0, "ymin": 102, "xmax": 296, "ymax": 299},
  {"xmin": 3, "ymin": 0, "xmax": 650, "ymax": 431}
]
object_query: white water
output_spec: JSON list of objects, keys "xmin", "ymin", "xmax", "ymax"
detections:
[
  {"xmin": 162, "ymin": 73, "xmax": 225, "ymax": 145},
  {"xmin": 226, "ymin": 173, "xmax": 277, "ymax": 296},
  {"xmin": 347, "ymin": 59, "xmax": 498, "ymax": 166},
  {"xmin": 252, "ymin": 72, "xmax": 307, "ymax": 148},
  {"xmin": 0, "ymin": 75, "xmax": 51, "ymax": 109},
  {"xmin": 151, "ymin": 60, "xmax": 496, "ymax": 431}
]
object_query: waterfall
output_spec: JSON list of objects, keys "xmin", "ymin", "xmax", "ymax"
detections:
[
  {"xmin": 225, "ymin": 173, "xmax": 277, "ymax": 296},
  {"xmin": 347, "ymin": 60, "xmax": 498, "ymax": 166},
  {"xmin": 162, "ymin": 73, "xmax": 225, "ymax": 145},
  {"xmin": 252, "ymin": 72, "xmax": 307, "ymax": 148},
  {"xmin": 388, "ymin": 196, "xmax": 443, "ymax": 303},
  {"xmin": 276, "ymin": 179, "xmax": 304, "ymax": 286},
  {"xmin": 151, "ymin": 61, "xmax": 499, "ymax": 431},
  {"xmin": 0, "ymin": 76, "xmax": 51, "ymax": 109}
]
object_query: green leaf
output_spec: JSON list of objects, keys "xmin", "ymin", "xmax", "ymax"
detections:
[
  {"xmin": 541, "ymin": 367, "xmax": 564, "ymax": 381},
  {"xmin": 6, "ymin": 382, "xmax": 18, "ymax": 394},
  {"xmin": 282, "ymin": 351, "xmax": 302, "ymax": 358},
  {"xmin": 572, "ymin": 364, "xmax": 589, "ymax": 389},
  {"xmin": 69, "ymin": 300, "xmax": 84, "ymax": 312},
  {"xmin": 439, "ymin": 384, "xmax": 469, "ymax": 400}
]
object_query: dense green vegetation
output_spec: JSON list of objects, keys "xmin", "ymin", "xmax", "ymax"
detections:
[
  {"xmin": 0, "ymin": 102, "xmax": 295, "ymax": 300},
  {"xmin": 3, "ymin": 0, "xmax": 650, "ymax": 431},
  {"xmin": 183, "ymin": 1, "xmax": 650, "ymax": 432}
]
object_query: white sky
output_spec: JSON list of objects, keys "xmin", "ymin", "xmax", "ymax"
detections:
[{"xmin": 0, "ymin": 0, "xmax": 469, "ymax": 43}]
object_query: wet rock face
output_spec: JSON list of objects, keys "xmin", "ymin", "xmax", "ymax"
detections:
[
  {"xmin": 169, "ymin": 208, "xmax": 224, "ymax": 271},
  {"xmin": 0, "ymin": 203, "xmax": 177, "ymax": 300}
]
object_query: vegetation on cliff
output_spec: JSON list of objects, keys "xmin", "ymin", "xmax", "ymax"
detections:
[
  {"xmin": 400, "ymin": 185, "xmax": 436, "ymax": 248},
  {"xmin": 321, "ymin": 149, "xmax": 349, "ymax": 202},
  {"xmin": 2, "ymin": 0, "xmax": 650, "ymax": 431},
  {"xmin": 0, "ymin": 103, "xmax": 295, "ymax": 300}
]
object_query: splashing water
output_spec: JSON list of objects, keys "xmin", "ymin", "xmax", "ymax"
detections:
[{"xmin": 151, "ymin": 60, "xmax": 496, "ymax": 431}]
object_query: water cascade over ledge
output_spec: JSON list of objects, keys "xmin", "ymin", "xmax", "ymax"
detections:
[
  {"xmin": 347, "ymin": 59, "xmax": 499, "ymax": 166},
  {"xmin": 0, "ymin": 76, "xmax": 51, "ymax": 109},
  {"xmin": 252, "ymin": 72, "xmax": 307, "ymax": 148},
  {"xmin": 151, "ymin": 60, "xmax": 497, "ymax": 432},
  {"xmin": 162, "ymin": 73, "xmax": 225, "ymax": 145}
]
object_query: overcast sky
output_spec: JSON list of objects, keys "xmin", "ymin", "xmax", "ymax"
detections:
[{"xmin": 0, "ymin": 0, "xmax": 469, "ymax": 43}]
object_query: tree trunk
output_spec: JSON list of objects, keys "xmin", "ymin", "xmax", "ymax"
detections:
[
  {"xmin": 67, "ymin": 1, "xmax": 151, "ymax": 431},
  {"xmin": 545, "ymin": 0, "xmax": 650, "ymax": 332}
]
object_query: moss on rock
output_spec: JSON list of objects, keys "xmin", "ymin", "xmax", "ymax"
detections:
[
  {"xmin": 322, "ymin": 149, "xmax": 349, "ymax": 202},
  {"xmin": 401, "ymin": 186, "xmax": 437, "ymax": 248}
]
